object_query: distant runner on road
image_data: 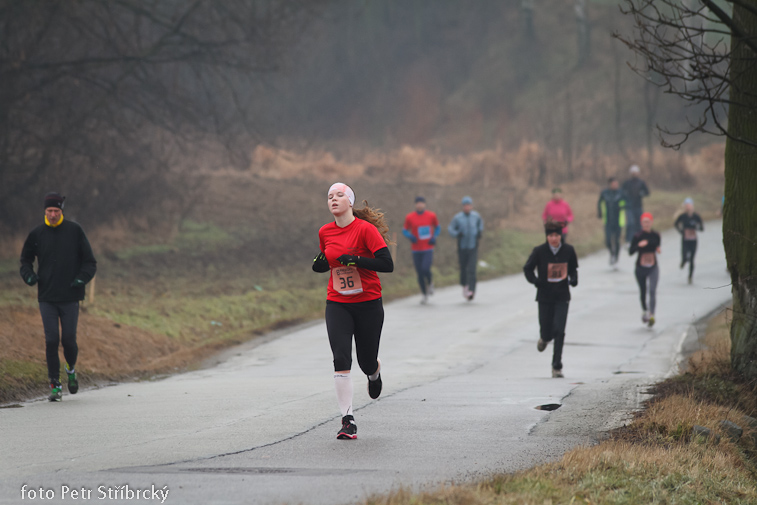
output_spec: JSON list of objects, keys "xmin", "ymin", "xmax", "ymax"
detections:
[
  {"xmin": 674, "ymin": 198, "xmax": 704, "ymax": 284},
  {"xmin": 448, "ymin": 196, "xmax": 484, "ymax": 301},
  {"xmin": 597, "ymin": 177, "xmax": 627, "ymax": 267},
  {"xmin": 542, "ymin": 187, "xmax": 573, "ymax": 242},
  {"xmin": 20, "ymin": 193, "xmax": 97, "ymax": 401},
  {"xmin": 629, "ymin": 212, "xmax": 661, "ymax": 327},
  {"xmin": 312, "ymin": 182, "xmax": 394, "ymax": 440},
  {"xmin": 622, "ymin": 164, "xmax": 650, "ymax": 244},
  {"xmin": 403, "ymin": 196, "xmax": 440, "ymax": 304},
  {"xmin": 523, "ymin": 220, "xmax": 578, "ymax": 378}
]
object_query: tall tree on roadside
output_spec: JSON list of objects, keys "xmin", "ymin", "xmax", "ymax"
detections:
[{"xmin": 618, "ymin": 0, "xmax": 757, "ymax": 380}]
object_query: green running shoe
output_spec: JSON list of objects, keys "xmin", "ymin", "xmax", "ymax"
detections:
[
  {"xmin": 65, "ymin": 365, "xmax": 78, "ymax": 394},
  {"xmin": 49, "ymin": 379, "xmax": 62, "ymax": 402}
]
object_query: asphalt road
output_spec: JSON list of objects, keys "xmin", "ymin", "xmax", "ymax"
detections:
[{"xmin": 1, "ymin": 222, "xmax": 731, "ymax": 505}]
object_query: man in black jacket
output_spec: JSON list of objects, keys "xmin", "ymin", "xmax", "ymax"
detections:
[
  {"xmin": 20, "ymin": 193, "xmax": 97, "ymax": 401},
  {"xmin": 622, "ymin": 164, "xmax": 650, "ymax": 244},
  {"xmin": 523, "ymin": 220, "xmax": 578, "ymax": 378}
]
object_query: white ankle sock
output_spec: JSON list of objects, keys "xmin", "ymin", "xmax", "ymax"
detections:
[
  {"xmin": 334, "ymin": 372, "xmax": 353, "ymax": 416},
  {"xmin": 368, "ymin": 358, "xmax": 381, "ymax": 381}
]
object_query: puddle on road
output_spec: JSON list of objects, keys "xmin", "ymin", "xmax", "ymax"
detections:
[{"xmin": 534, "ymin": 403, "xmax": 562, "ymax": 411}]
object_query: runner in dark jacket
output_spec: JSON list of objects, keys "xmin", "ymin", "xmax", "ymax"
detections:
[
  {"xmin": 20, "ymin": 193, "xmax": 97, "ymax": 401},
  {"xmin": 523, "ymin": 220, "xmax": 578, "ymax": 378},
  {"xmin": 597, "ymin": 178, "xmax": 627, "ymax": 266},
  {"xmin": 622, "ymin": 164, "xmax": 650, "ymax": 243},
  {"xmin": 674, "ymin": 198, "xmax": 704, "ymax": 284}
]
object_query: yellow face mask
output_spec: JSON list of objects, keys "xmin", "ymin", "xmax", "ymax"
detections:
[{"xmin": 45, "ymin": 214, "xmax": 64, "ymax": 227}]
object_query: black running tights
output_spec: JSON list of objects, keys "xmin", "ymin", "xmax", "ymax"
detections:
[
  {"xmin": 39, "ymin": 301, "xmax": 79, "ymax": 381},
  {"xmin": 538, "ymin": 301, "xmax": 569, "ymax": 371},
  {"xmin": 326, "ymin": 298, "xmax": 383, "ymax": 375}
]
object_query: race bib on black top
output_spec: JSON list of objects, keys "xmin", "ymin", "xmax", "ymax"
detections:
[
  {"xmin": 640, "ymin": 252, "xmax": 656, "ymax": 267},
  {"xmin": 547, "ymin": 262, "xmax": 568, "ymax": 282}
]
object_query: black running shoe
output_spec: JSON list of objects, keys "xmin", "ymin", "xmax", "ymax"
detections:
[
  {"xmin": 49, "ymin": 379, "xmax": 62, "ymax": 402},
  {"xmin": 337, "ymin": 415, "xmax": 357, "ymax": 440},
  {"xmin": 368, "ymin": 374, "xmax": 382, "ymax": 399},
  {"xmin": 66, "ymin": 366, "xmax": 78, "ymax": 394},
  {"xmin": 537, "ymin": 339, "xmax": 547, "ymax": 352}
]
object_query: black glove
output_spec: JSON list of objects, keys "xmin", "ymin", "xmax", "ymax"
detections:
[
  {"xmin": 70, "ymin": 278, "xmax": 86, "ymax": 288},
  {"xmin": 570, "ymin": 279, "xmax": 578, "ymax": 288},
  {"xmin": 410, "ymin": 236, "xmax": 418, "ymax": 243},
  {"xmin": 25, "ymin": 273, "xmax": 38, "ymax": 286},
  {"xmin": 428, "ymin": 236, "xmax": 436, "ymax": 245},
  {"xmin": 313, "ymin": 251, "xmax": 329, "ymax": 272},
  {"xmin": 337, "ymin": 254, "xmax": 358, "ymax": 267}
]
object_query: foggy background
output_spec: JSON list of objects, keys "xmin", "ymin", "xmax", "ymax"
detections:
[{"xmin": 0, "ymin": 0, "xmax": 722, "ymax": 241}]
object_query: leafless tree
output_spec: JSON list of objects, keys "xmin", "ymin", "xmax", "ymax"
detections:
[
  {"xmin": 617, "ymin": 0, "xmax": 757, "ymax": 381},
  {"xmin": 0, "ymin": 0, "xmax": 330, "ymax": 231}
]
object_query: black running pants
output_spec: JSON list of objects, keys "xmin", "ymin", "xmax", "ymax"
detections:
[
  {"xmin": 326, "ymin": 298, "xmax": 383, "ymax": 375},
  {"xmin": 682, "ymin": 240, "xmax": 697, "ymax": 278},
  {"xmin": 538, "ymin": 301, "xmax": 569, "ymax": 371},
  {"xmin": 412, "ymin": 250, "xmax": 434, "ymax": 295},
  {"xmin": 605, "ymin": 223, "xmax": 621, "ymax": 258},
  {"xmin": 458, "ymin": 247, "xmax": 478, "ymax": 293},
  {"xmin": 39, "ymin": 301, "xmax": 80, "ymax": 381}
]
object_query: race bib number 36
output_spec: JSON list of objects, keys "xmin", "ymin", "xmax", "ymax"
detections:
[
  {"xmin": 640, "ymin": 252, "xmax": 656, "ymax": 267},
  {"xmin": 547, "ymin": 262, "xmax": 568, "ymax": 282},
  {"xmin": 332, "ymin": 266, "xmax": 363, "ymax": 295}
]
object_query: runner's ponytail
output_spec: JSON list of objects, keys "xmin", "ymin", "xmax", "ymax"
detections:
[{"xmin": 353, "ymin": 201, "xmax": 395, "ymax": 246}]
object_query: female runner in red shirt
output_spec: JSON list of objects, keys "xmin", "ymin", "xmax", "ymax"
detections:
[{"xmin": 312, "ymin": 182, "xmax": 394, "ymax": 440}]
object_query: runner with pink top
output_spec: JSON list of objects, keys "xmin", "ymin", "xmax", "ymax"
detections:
[{"xmin": 542, "ymin": 188, "xmax": 574, "ymax": 241}]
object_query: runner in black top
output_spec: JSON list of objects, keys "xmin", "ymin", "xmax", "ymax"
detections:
[
  {"xmin": 523, "ymin": 220, "xmax": 578, "ymax": 378},
  {"xmin": 629, "ymin": 212, "xmax": 661, "ymax": 328},
  {"xmin": 674, "ymin": 198, "xmax": 704, "ymax": 284}
]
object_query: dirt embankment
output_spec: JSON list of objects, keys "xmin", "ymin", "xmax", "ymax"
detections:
[{"xmin": 0, "ymin": 307, "xmax": 190, "ymax": 403}]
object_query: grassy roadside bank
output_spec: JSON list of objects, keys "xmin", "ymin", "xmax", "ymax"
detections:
[
  {"xmin": 0, "ymin": 187, "xmax": 722, "ymax": 404},
  {"xmin": 362, "ymin": 307, "xmax": 757, "ymax": 505}
]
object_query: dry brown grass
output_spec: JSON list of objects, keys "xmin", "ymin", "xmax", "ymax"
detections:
[{"xmin": 244, "ymin": 142, "xmax": 723, "ymax": 191}]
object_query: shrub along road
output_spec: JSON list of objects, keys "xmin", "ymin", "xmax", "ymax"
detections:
[{"xmin": 0, "ymin": 222, "xmax": 730, "ymax": 505}]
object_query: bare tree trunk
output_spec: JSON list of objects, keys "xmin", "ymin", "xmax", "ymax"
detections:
[
  {"xmin": 725, "ymin": 4, "xmax": 757, "ymax": 381},
  {"xmin": 564, "ymin": 89, "xmax": 574, "ymax": 181},
  {"xmin": 575, "ymin": 0, "xmax": 590, "ymax": 66},
  {"xmin": 521, "ymin": 0, "xmax": 535, "ymax": 40},
  {"xmin": 643, "ymin": 78, "xmax": 660, "ymax": 169}
]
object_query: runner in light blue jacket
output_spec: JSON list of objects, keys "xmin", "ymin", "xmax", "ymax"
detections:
[{"xmin": 448, "ymin": 196, "xmax": 484, "ymax": 301}]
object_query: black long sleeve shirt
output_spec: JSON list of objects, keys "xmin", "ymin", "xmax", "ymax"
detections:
[
  {"xmin": 20, "ymin": 220, "xmax": 97, "ymax": 302},
  {"xmin": 629, "ymin": 230, "xmax": 661, "ymax": 268},
  {"xmin": 674, "ymin": 212, "xmax": 703, "ymax": 241},
  {"xmin": 523, "ymin": 242, "xmax": 578, "ymax": 302}
]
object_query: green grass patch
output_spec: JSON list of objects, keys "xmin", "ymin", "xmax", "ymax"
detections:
[
  {"xmin": 116, "ymin": 220, "xmax": 241, "ymax": 261},
  {"xmin": 90, "ymin": 286, "xmax": 325, "ymax": 344},
  {"xmin": 0, "ymin": 359, "xmax": 48, "ymax": 403}
]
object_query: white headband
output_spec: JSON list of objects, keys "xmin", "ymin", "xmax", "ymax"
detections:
[{"xmin": 328, "ymin": 182, "xmax": 355, "ymax": 207}]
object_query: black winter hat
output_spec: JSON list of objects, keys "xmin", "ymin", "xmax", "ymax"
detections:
[
  {"xmin": 544, "ymin": 220, "xmax": 564, "ymax": 236},
  {"xmin": 44, "ymin": 192, "xmax": 65, "ymax": 210}
]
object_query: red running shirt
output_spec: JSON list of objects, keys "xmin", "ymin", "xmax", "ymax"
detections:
[
  {"xmin": 403, "ymin": 210, "xmax": 439, "ymax": 252},
  {"xmin": 319, "ymin": 218, "xmax": 387, "ymax": 303}
]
